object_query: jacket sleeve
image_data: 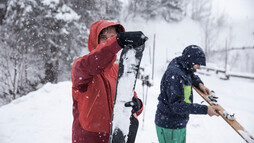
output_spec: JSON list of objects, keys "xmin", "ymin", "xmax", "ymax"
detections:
[
  {"xmin": 164, "ymin": 73, "xmax": 207, "ymax": 116},
  {"xmin": 71, "ymin": 35, "xmax": 122, "ymax": 92},
  {"xmin": 191, "ymin": 73, "xmax": 203, "ymax": 89},
  {"xmin": 133, "ymin": 92, "xmax": 143, "ymax": 116}
]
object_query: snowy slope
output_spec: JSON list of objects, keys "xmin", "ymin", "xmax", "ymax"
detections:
[
  {"xmin": 0, "ymin": 82, "xmax": 73, "ymax": 143},
  {"xmin": 0, "ymin": 73, "xmax": 254, "ymax": 143}
]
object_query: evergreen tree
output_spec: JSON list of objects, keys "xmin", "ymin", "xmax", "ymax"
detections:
[
  {"xmin": 126, "ymin": 0, "xmax": 187, "ymax": 22},
  {"xmin": 0, "ymin": 0, "xmax": 86, "ymax": 104},
  {"xmin": 160, "ymin": 0, "xmax": 187, "ymax": 22},
  {"xmin": 68, "ymin": 0, "xmax": 122, "ymax": 28}
]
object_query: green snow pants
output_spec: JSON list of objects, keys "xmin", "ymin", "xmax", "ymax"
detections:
[{"xmin": 156, "ymin": 125, "xmax": 186, "ymax": 143}]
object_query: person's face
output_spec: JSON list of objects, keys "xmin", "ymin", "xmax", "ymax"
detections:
[
  {"xmin": 99, "ymin": 27, "xmax": 117, "ymax": 44},
  {"xmin": 193, "ymin": 64, "xmax": 200, "ymax": 70}
]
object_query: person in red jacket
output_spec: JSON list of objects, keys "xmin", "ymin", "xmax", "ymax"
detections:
[{"xmin": 71, "ymin": 20, "xmax": 147, "ymax": 143}]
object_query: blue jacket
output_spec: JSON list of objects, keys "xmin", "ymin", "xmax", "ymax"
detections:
[{"xmin": 155, "ymin": 45, "xmax": 208, "ymax": 129}]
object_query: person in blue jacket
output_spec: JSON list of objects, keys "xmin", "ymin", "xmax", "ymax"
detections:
[{"xmin": 155, "ymin": 45, "xmax": 220, "ymax": 143}]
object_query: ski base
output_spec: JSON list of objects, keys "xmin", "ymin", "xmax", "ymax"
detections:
[{"xmin": 110, "ymin": 44, "xmax": 145, "ymax": 143}]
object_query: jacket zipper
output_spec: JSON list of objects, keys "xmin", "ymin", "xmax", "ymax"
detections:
[
  {"xmin": 86, "ymin": 90, "xmax": 101, "ymax": 118},
  {"xmin": 100, "ymin": 73, "xmax": 113, "ymax": 117}
]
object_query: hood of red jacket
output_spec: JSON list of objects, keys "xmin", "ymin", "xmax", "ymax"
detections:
[{"xmin": 88, "ymin": 20, "xmax": 125, "ymax": 52}]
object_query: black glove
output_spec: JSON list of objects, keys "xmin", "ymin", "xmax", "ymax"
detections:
[
  {"xmin": 116, "ymin": 31, "xmax": 148, "ymax": 48},
  {"xmin": 125, "ymin": 97, "xmax": 142, "ymax": 113}
]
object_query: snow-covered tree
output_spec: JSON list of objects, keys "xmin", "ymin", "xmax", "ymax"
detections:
[
  {"xmin": 190, "ymin": 0, "xmax": 212, "ymax": 22},
  {"xmin": 160, "ymin": 0, "xmax": 187, "ymax": 22},
  {"xmin": 68, "ymin": 0, "xmax": 122, "ymax": 28},
  {"xmin": 125, "ymin": 0, "xmax": 187, "ymax": 22},
  {"xmin": 0, "ymin": 0, "xmax": 7, "ymax": 24},
  {"xmin": 0, "ymin": 0, "xmax": 87, "ymax": 104}
]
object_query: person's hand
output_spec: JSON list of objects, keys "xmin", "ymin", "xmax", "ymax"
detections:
[
  {"xmin": 116, "ymin": 31, "xmax": 148, "ymax": 48},
  {"xmin": 199, "ymin": 83, "xmax": 210, "ymax": 95},
  {"xmin": 125, "ymin": 97, "xmax": 142, "ymax": 113},
  {"xmin": 207, "ymin": 106, "xmax": 220, "ymax": 117}
]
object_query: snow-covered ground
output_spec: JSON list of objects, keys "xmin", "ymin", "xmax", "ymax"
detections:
[
  {"xmin": 0, "ymin": 72, "xmax": 254, "ymax": 143},
  {"xmin": 0, "ymin": 82, "xmax": 73, "ymax": 143}
]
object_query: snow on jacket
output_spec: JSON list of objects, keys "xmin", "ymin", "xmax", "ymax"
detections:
[
  {"xmin": 71, "ymin": 20, "xmax": 142, "ymax": 143},
  {"xmin": 155, "ymin": 45, "xmax": 208, "ymax": 129}
]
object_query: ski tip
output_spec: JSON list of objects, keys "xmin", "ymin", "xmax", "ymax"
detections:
[{"xmin": 238, "ymin": 130, "xmax": 254, "ymax": 143}]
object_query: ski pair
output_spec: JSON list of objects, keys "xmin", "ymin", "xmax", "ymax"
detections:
[{"xmin": 194, "ymin": 87, "xmax": 254, "ymax": 143}]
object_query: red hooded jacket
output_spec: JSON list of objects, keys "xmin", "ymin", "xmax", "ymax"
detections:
[{"xmin": 71, "ymin": 20, "xmax": 142, "ymax": 143}]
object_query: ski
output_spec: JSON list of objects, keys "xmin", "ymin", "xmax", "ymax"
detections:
[
  {"xmin": 194, "ymin": 87, "xmax": 254, "ymax": 143},
  {"xmin": 110, "ymin": 44, "xmax": 145, "ymax": 143}
]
